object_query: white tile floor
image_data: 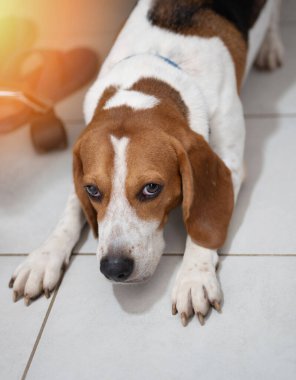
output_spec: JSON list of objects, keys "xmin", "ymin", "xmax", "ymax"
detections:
[{"xmin": 1, "ymin": 2, "xmax": 296, "ymax": 380}]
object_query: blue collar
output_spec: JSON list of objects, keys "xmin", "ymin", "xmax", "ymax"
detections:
[
  {"xmin": 155, "ymin": 54, "xmax": 181, "ymax": 69},
  {"xmin": 122, "ymin": 53, "xmax": 181, "ymax": 70}
]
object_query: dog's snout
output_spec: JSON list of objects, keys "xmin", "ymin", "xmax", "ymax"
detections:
[{"xmin": 100, "ymin": 256, "xmax": 134, "ymax": 282}]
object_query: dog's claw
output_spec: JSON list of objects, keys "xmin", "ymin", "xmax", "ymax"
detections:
[
  {"xmin": 172, "ymin": 303, "xmax": 177, "ymax": 315},
  {"xmin": 8, "ymin": 278, "xmax": 15, "ymax": 288},
  {"xmin": 197, "ymin": 313, "xmax": 205, "ymax": 326},
  {"xmin": 181, "ymin": 312, "xmax": 188, "ymax": 327},
  {"xmin": 24, "ymin": 295, "xmax": 31, "ymax": 306},
  {"xmin": 44, "ymin": 288, "xmax": 51, "ymax": 299},
  {"xmin": 13, "ymin": 291, "xmax": 19, "ymax": 303},
  {"xmin": 62, "ymin": 261, "xmax": 68, "ymax": 271},
  {"xmin": 213, "ymin": 301, "xmax": 221, "ymax": 312}
]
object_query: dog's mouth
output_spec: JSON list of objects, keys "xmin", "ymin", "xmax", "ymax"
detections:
[
  {"xmin": 109, "ymin": 276, "xmax": 151, "ymax": 285},
  {"xmin": 125, "ymin": 278, "xmax": 149, "ymax": 284}
]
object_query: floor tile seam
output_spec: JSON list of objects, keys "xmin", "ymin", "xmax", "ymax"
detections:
[
  {"xmin": 65, "ymin": 252, "xmax": 296, "ymax": 257},
  {"xmin": 244, "ymin": 113, "xmax": 296, "ymax": 119},
  {"xmin": 280, "ymin": 20, "xmax": 296, "ymax": 25},
  {"xmin": 21, "ymin": 284, "xmax": 61, "ymax": 379},
  {"xmin": 219, "ymin": 253, "xmax": 296, "ymax": 257},
  {"xmin": 2, "ymin": 253, "xmax": 296, "ymax": 257},
  {"xmin": 0, "ymin": 253, "xmax": 94, "ymax": 256}
]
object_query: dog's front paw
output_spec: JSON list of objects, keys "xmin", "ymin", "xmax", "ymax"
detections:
[
  {"xmin": 8, "ymin": 248, "xmax": 68, "ymax": 305},
  {"xmin": 255, "ymin": 31, "xmax": 284, "ymax": 71},
  {"xmin": 171, "ymin": 265, "xmax": 222, "ymax": 326}
]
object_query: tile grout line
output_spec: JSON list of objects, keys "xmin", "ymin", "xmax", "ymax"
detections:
[
  {"xmin": 244, "ymin": 113, "xmax": 296, "ymax": 119},
  {"xmin": 2, "ymin": 253, "xmax": 296, "ymax": 257},
  {"xmin": 21, "ymin": 285, "xmax": 61, "ymax": 380},
  {"xmin": 7, "ymin": 251, "xmax": 296, "ymax": 377},
  {"xmin": 219, "ymin": 253, "xmax": 296, "ymax": 257},
  {"xmin": 280, "ymin": 20, "xmax": 296, "ymax": 25}
]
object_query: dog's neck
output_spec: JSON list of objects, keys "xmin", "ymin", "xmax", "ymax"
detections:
[{"xmin": 84, "ymin": 54, "xmax": 209, "ymax": 141}]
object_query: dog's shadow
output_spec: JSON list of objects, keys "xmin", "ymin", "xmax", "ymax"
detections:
[
  {"xmin": 112, "ymin": 255, "xmax": 180, "ymax": 314},
  {"xmin": 225, "ymin": 31, "xmax": 296, "ymax": 246},
  {"xmin": 222, "ymin": 116, "xmax": 280, "ymax": 251}
]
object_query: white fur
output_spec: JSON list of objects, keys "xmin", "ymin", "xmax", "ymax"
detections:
[
  {"xmin": 11, "ymin": 191, "xmax": 85, "ymax": 301},
  {"xmin": 84, "ymin": 0, "xmax": 251, "ymax": 194},
  {"xmin": 255, "ymin": 0, "xmax": 284, "ymax": 70},
  {"xmin": 104, "ymin": 89, "xmax": 159, "ymax": 110},
  {"xmin": 97, "ymin": 136, "xmax": 165, "ymax": 282},
  {"xmin": 172, "ymin": 237, "xmax": 222, "ymax": 317},
  {"xmin": 11, "ymin": 0, "xmax": 283, "ymax": 314},
  {"xmin": 245, "ymin": 0, "xmax": 277, "ymax": 76},
  {"xmin": 85, "ymin": 53, "xmax": 209, "ymax": 141}
]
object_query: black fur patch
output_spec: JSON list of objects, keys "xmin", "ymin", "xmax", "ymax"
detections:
[
  {"xmin": 212, "ymin": 0, "xmax": 267, "ymax": 38},
  {"xmin": 148, "ymin": 0, "xmax": 267, "ymax": 40}
]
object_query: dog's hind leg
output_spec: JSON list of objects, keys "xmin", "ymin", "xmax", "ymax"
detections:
[
  {"xmin": 9, "ymin": 190, "xmax": 85, "ymax": 305},
  {"xmin": 255, "ymin": 0, "xmax": 284, "ymax": 70}
]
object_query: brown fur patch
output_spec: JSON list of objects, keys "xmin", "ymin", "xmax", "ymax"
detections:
[
  {"xmin": 74, "ymin": 77, "xmax": 234, "ymax": 248},
  {"xmin": 131, "ymin": 78, "xmax": 188, "ymax": 120},
  {"xmin": 125, "ymin": 129, "xmax": 182, "ymax": 228},
  {"xmin": 149, "ymin": 2, "xmax": 247, "ymax": 89},
  {"xmin": 171, "ymin": 132, "xmax": 234, "ymax": 248},
  {"xmin": 73, "ymin": 129, "xmax": 115, "ymax": 236}
]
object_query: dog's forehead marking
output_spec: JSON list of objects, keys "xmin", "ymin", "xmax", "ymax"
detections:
[
  {"xmin": 99, "ymin": 135, "xmax": 130, "ymax": 246},
  {"xmin": 110, "ymin": 135, "xmax": 129, "ymax": 201},
  {"xmin": 97, "ymin": 134, "xmax": 165, "ymax": 280},
  {"xmin": 104, "ymin": 89, "xmax": 159, "ymax": 110},
  {"xmin": 98, "ymin": 135, "xmax": 159, "ymax": 249}
]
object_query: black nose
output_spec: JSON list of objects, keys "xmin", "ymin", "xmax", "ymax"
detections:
[{"xmin": 100, "ymin": 256, "xmax": 134, "ymax": 282}]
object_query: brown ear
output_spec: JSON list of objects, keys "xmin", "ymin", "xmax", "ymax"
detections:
[
  {"xmin": 173, "ymin": 133, "xmax": 234, "ymax": 249},
  {"xmin": 73, "ymin": 143, "xmax": 98, "ymax": 238}
]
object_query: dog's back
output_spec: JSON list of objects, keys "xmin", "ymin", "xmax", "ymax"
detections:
[{"xmin": 98, "ymin": 0, "xmax": 274, "ymax": 87}]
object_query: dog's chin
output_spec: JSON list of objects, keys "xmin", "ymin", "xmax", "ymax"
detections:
[
  {"xmin": 125, "ymin": 277, "xmax": 151, "ymax": 284},
  {"xmin": 112, "ymin": 277, "xmax": 151, "ymax": 285},
  {"xmin": 106, "ymin": 275, "xmax": 152, "ymax": 285}
]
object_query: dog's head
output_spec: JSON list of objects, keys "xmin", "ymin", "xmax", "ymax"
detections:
[{"xmin": 73, "ymin": 94, "xmax": 234, "ymax": 283}]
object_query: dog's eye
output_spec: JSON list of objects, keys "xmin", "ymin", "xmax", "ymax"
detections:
[
  {"xmin": 140, "ymin": 183, "xmax": 162, "ymax": 200},
  {"xmin": 84, "ymin": 185, "xmax": 102, "ymax": 200}
]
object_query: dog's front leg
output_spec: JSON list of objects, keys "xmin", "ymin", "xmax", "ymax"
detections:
[
  {"xmin": 9, "ymin": 190, "xmax": 85, "ymax": 304},
  {"xmin": 210, "ymin": 90, "xmax": 246, "ymax": 202},
  {"xmin": 172, "ymin": 236, "xmax": 222, "ymax": 326}
]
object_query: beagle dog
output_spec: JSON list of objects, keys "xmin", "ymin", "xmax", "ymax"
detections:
[{"xmin": 10, "ymin": 0, "xmax": 284, "ymax": 326}]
